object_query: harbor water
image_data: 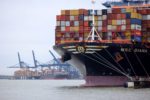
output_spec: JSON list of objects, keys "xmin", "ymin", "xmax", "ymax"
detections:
[{"xmin": 0, "ymin": 80, "xmax": 150, "ymax": 100}]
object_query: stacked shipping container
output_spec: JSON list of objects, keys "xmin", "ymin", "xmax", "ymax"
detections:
[{"xmin": 55, "ymin": 7, "xmax": 150, "ymax": 44}]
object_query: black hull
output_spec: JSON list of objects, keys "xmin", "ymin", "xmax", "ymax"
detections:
[{"xmin": 54, "ymin": 42, "xmax": 150, "ymax": 86}]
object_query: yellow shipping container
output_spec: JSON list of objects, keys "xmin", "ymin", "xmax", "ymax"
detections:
[
  {"xmin": 70, "ymin": 27, "xmax": 79, "ymax": 31},
  {"xmin": 95, "ymin": 16, "xmax": 98, "ymax": 21},
  {"xmin": 131, "ymin": 13, "xmax": 142, "ymax": 19},
  {"xmin": 61, "ymin": 10, "xmax": 66, "ymax": 15},
  {"xmin": 73, "ymin": 27, "xmax": 79, "ymax": 31},
  {"xmin": 70, "ymin": 10, "xmax": 79, "ymax": 15},
  {"xmin": 112, "ymin": 20, "xmax": 117, "ymax": 25},
  {"xmin": 125, "ymin": 31, "xmax": 131, "ymax": 39},
  {"xmin": 138, "ymin": 14, "xmax": 142, "ymax": 19},
  {"xmin": 95, "ymin": 21, "xmax": 98, "ymax": 26},
  {"xmin": 56, "ymin": 33, "xmax": 62, "ymax": 37},
  {"xmin": 126, "ymin": 8, "xmax": 132, "ymax": 12}
]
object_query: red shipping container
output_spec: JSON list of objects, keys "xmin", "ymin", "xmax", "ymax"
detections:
[
  {"xmin": 74, "ymin": 16, "xmax": 79, "ymax": 20},
  {"xmin": 65, "ymin": 26, "xmax": 70, "ymax": 32},
  {"xmin": 117, "ymin": 14, "xmax": 121, "ymax": 19},
  {"xmin": 65, "ymin": 16, "xmax": 70, "ymax": 21},
  {"xmin": 111, "ymin": 14, "xmax": 117, "ymax": 19},
  {"xmin": 137, "ymin": 9, "xmax": 147, "ymax": 15},
  {"xmin": 121, "ymin": 14, "xmax": 126, "ymax": 19},
  {"xmin": 84, "ymin": 10, "xmax": 88, "ymax": 15},
  {"xmin": 79, "ymin": 21, "xmax": 83, "ymax": 26},
  {"xmin": 79, "ymin": 26, "xmax": 84, "ymax": 32},
  {"xmin": 102, "ymin": 27, "xmax": 107, "ymax": 32},
  {"xmin": 131, "ymin": 30, "xmax": 141, "ymax": 36},
  {"xmin": 56, "ymin": 26, "xmax": 61, "ymax": 31},
  {"xmin": 126, "ymin": 19, "xmax": 130, "ymax": 25},
  {"xmin": 107, "ymin": 14, "xmax": 112, "ymax": 19},
  {"xmin": 142, "ymin": 20, "xmax": 147, "ymax": 25},
  {"xmin": 60, "ymin": 15, "xmax": 66, "ymax": 21},
  {"xmin": 70, "ymin": 21, "xmax": 74, "ymax": 26},
  {"xmin": 108, "ymin": 20, "xmax": 112, "ymax": 25},
  {"xmin": 56, "ymin": 15, "xmax": 61, "ymax": 20},
  {"xmin": 147, "ymin": 9, "xmax": 150, "ymax": 14},
  {"xmin": 142, "ymin": 24, "xmax": 148, "ymax": 28},
  {"xmin": 84, "ymin": 27, "xmax": 91, "ymax": 32},
  {"xmin": 126, "ymin": 25, "xmax": 131, "ymax": 30},
  {"xmin": 102, "ymin": 20, "xmax": 107, "ymax": 26},
  {"xmin": 84, "ymin": 21, "xmax": 89, "ymax": 27},
  {"xmin": 117, "ymin": 26, "xmax": 121, "ymax": 31}
]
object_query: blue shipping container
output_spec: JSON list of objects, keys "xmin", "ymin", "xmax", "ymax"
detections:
[
  {"xmin": 79, "ymin": 15, "xmax": 84, "ymax": 20},
  {"xmin": 131, "ymin": 35, "xmax": 141, "ymax": 42},
  {"xmin": 130, "ymin": 19, "xmax": 141, "ymax": 25},
  {"xmin": 126, "ymin": 13, "xmax": 131, "ymax": 19}
]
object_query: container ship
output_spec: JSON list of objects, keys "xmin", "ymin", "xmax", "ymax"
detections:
[{"xmin": 53, "ymin": 0, "xmax": 150, "ymax": 86}]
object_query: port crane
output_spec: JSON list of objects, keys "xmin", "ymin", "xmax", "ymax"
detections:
[{"xmin": 8, "ymin": 50, "xmax": 80, "ymax": 79}]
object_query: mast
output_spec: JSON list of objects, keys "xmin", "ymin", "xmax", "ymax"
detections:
[
  {"xmin": 86, "ymin": 0, "xmax": 102, "ymax": 41},
  {"xmin": 91, "ymin": 0, "xmax": 95, "ymax": 40}
]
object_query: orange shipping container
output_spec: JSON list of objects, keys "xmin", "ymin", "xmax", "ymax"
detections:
[
  {"xmin": 61, "ymin": 10, "xmax": 66, "ymax": 15},
  {"xmin": 65, "ymin": 10, "xmax": 70, "ymax": 15},
  {"xmin": 121, "ymin": 14, "xmax": 126, "ymax": 19},
  {"xmin": 79, "ymin": 9, "xmax": 85, "ymax": 14},
  {"xmin": 112, "ymin": 8, "xmax": 121, "ymax": 13}
]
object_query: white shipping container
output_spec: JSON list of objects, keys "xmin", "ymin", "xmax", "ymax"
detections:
[
  {"xmin": 136, "ymin": 25, "xmax": 141, "ymax": 31},
  {"xmin": 98, "ymin": 16, "xmax": 102, "ymax": 20},
  {"xmin": 74, "ymin": 33, "xmax": 79, "ymax": 37},
  {"xmin": 84, "ymin": 16, "xmax": 89, "ymax": 21},
  {"xmin": 112, "ymin": 25, "xmax": 117, "ymax": 30},
  {"xmin": 66, "ymin": 21, "xmax": 70, "ymax": 26},
  {"xmin": 108, "ymin": 32, "xmax": 112, "ymax": 36},
  {"xmin": 142, "ymin": 15, "xmax": 147, "ymax": 20},
  {"xmin": 98, "ymin": 21, "xmax": 102, "ymax": 26},
  {"xmin": 107, "ymin": 32, "xmax": 112, "ymax": 40},
  {"xmin": 70, "ymin": 16, "xmax": 75, "ymax": 20},
  {"xmin": 98, "ymin": 26, "xmax": 102, "ymax": 31},
  {"xmin": 74, "ymin": 21, "xmax": 79, "ymax": 26},
  {"xmin": 88, "ymin": 16, "xmax": 93, "ymax": 21},
  {"xmin": 57, "ymin": 21, "xmax": 60, "ymax": 26},
  {"xmin": 121, "ymin": 25, "xmax": 126, "ymax": 31},
  {"xmin": 61, "ymin": 21, "xmax": 65, "ymax": 26},
  {"xmin": 131, "ymin": 24, "xmax": 136, "ymax": 30},
  {"xmin": 65, "ymin": 33, "xmax": 70, "ymax": 37},
  {"xmin": 61, "ymin": 26, "xmax": 65, "ymax": 31},
  {"xmin": 147, "ymin": 15, "xmax": 150, "ymax": 20},
  {"xmin": 117, "ymin": 20, "xmax": 122, "ymax": 25},
  {"xmin": 121, "ymin": 20, "xmax": 126, "ymax": 25},
  {"xmin": 97, "ymin": 10, "xmax": 102, "ymax": 15},
  {"xmin": 107, "ymin": 25, "xmax": 112, "ymax": 30},
  {"xmin": 102, "ymin": 15, "xmax": 107, "ymax": 20},
  {"xmin": 107, "ymin": 9, "xmax": 112, "ymax": 13}
]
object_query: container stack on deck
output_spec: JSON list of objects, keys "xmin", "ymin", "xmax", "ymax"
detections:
[{"xmin": 55, "ymin": 7, "xmax": 150, "ymax": 44}]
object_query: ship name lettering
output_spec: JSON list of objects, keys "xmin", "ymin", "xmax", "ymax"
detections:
[
  {"xmin": 121, "ymin": 48, "xmax": 147, "ymax": 53},
  {"xmin": 134, "ymin": 49, "xmax": 147, "ymax": 53},
  {"xmin": 121, "ymin": 48, "xmax": 131, "ymax": 52}
]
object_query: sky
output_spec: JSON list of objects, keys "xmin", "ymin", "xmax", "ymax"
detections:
[{"xmin": 0, "ymin": 0, "xmax": 106, "ymax": 75}]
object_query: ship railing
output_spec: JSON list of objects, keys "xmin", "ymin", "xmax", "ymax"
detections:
[
  {"xmin": 112, "ymin": 4, "xmax": 150, "ymax": 8},
  {"xmin": 59, "ymin": 39, "xmax": 132, "ymax": 44}
]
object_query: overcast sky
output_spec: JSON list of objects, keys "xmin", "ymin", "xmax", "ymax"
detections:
[{"xmin": 0, "ymin": 0, "xmax": 106, "ymax": 75}]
